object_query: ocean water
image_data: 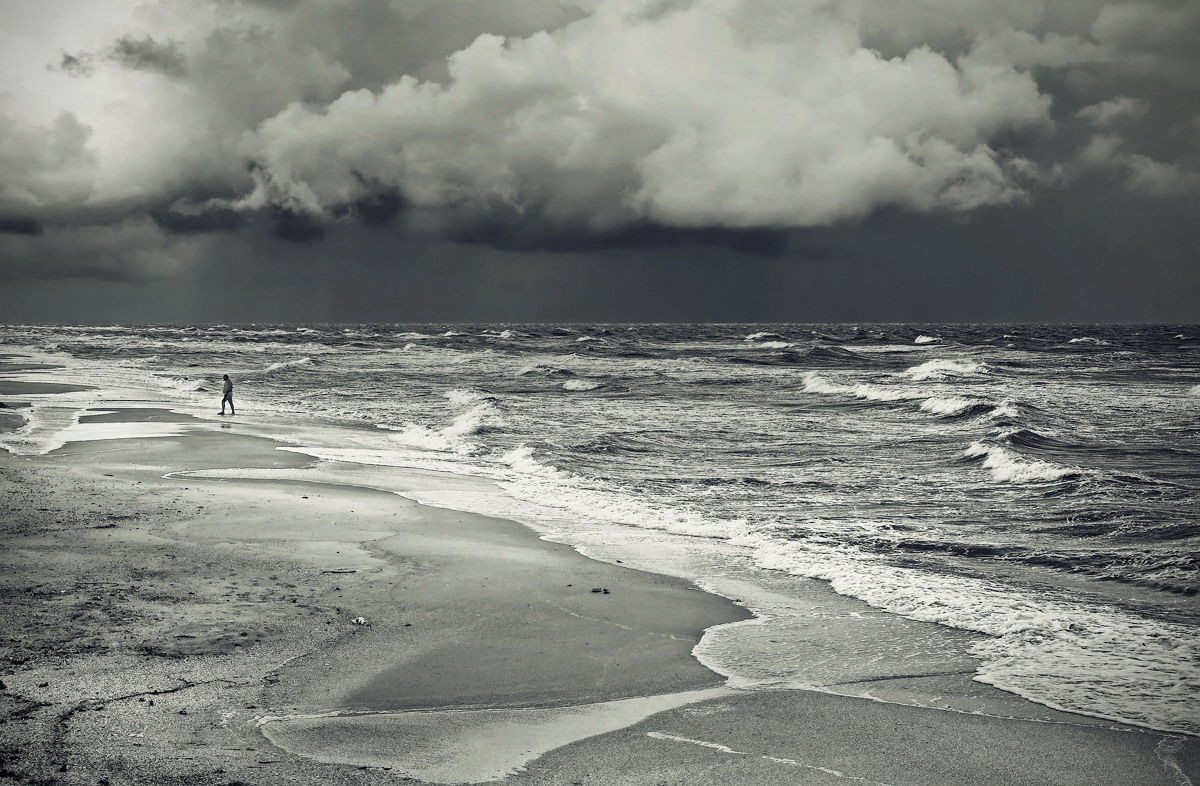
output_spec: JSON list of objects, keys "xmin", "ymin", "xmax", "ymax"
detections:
[{"xmin": 2, "ymin": 323, "xmax": 1197, "ymax": 735}]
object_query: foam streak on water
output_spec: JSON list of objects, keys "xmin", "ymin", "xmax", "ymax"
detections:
[{"xmin": 1, "ymin": 322, "xmax": 1196, "ymax": 735}]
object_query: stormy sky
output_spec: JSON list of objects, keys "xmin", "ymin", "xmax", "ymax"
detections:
[{"xmin": 1, "ymin": 0, "xmax": 1198, "ymax": 323}]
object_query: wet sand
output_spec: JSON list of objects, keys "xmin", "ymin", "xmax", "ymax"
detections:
[
  {"xmin": 0, "ymin": 403, "xmax": 29, "ymax": 434},
  {"xmin": 0, "ymin": 409, "xmax": 749, "ymax": 783},
  {"xmin": 1, "ymin": 401, "xmax": 1196, "ymax": 784},
  {"xmin": 0, "ymin": 380, "xmax": 91, "ymax": 396}
]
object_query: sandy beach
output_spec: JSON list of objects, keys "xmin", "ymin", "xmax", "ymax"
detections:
[{"xmin": 2, "ymin": 369, "xmax": 1197, "ymax": 785}]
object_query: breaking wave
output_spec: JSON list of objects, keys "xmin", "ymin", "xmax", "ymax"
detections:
[
  {"xmin": 378, "ymin": 391, "xmax": 501, "ymax": 454},
  {"xmin": 919, "ymin": 396, "xmax": 988, "ymax": 417},
  {"xmin": 261, "ymin": 357, "xmax": 314, "ymax": 374},
  {"xmin": 169, "ymin": 376, "xmax": 207, "ymax": 393},
  {"xmin": 963, "ymin": 441, "xmax": 1081, "ymax": 483},
  {"xmin": 901, "ymin": 359, "xmax": 988, "ymax": 381}
]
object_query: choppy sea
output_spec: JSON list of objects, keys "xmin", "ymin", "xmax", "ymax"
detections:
[{"xmin": 2, "ymin": 323, "xmax": 1197, "ymax": 736}]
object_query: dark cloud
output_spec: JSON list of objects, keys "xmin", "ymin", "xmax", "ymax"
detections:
[
  {"xmin": 108, "ymin": 35, "xmax": 186, "ymax": 77},
  {"xmin": 442, "ymin": 210, "xmax": 794, "ymax": 256},
  {"xmin": 330, "ymin": 176, "xmax": 408, "ymax": 226},
  {"xmin": 151, "ymin": 206, "xmax": 244, "ymax": 234},
  {"xmin": 56, "ymin": 51, "xmax": 94, "ymax": 77},
  {"xmin": 0, "ymin": 217, "xmax": 43, "ymax": 236},
  {"xmin": 1, "ymin": 0, "xmax": 1198, "ymax": 320},
  {"xmin": 0, "ymin": 218, "xmax": 206, "ymax": 282},
  {"xmin": 0, "ymin": 259, "xmax": 129, "ymax": 282},
  {"xmin": 269, "ymin": 206, "xmax": 325, "ymax": 242}
]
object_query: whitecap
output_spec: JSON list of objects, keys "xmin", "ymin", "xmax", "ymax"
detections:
[
  {"xmin": 901, "ymin": 359, "xmax": 988, "ymax": 381},
  {"xmin": 379, "ymin": 399, "xmax": 501, "ymax": 455},
  {"xmin": 919, "ymin": 396, "xmax": 978, "ymax": 416},
  {"xmin": 986, "ymin": 400, "xmax": 1021, "ymax": 419},
  {"xmin": 261, "ymin": 357, "xmax": 313, "ymax": 374},
  {"xmin": 963, "ymin": 441, "xmax": 1078, "ymax": 483},
  {"xmin": 800, "ymin": 372, "xmax": 849, "ymax": 395},
  {"xmin": 500, "ymin": 445, "xmax": 567, "ymax": 478},
  {"xmin": 444, "ymin": 388, "xmax": 493, "ymax": 407},
  {"xmin": 849, "ymin": 384, "xmax": 908, "ymax": 402},
  {"xmin": 169, "ymin": 376, "xmax": 207, "ymax": 393}
]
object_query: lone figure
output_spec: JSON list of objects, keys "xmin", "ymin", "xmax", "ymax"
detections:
[{"xmin": 220, "ymin": 374, "xmax": 235, "ymax": 415}]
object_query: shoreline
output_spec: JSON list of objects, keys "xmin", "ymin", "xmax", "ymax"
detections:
[
  {"xmin": 1, "ymin": 406, "xmax": 755, "ymax": 782},
  {"xmin": 1, "ymin": 360, "xmax": 1196, "ymax": 783}
]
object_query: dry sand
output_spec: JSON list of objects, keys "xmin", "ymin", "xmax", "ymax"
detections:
[{"xmin": 0, "ymin": 401, "xmax": 1196, "ymax": 785}]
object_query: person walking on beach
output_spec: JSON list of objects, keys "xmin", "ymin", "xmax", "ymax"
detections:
[{"xmin": 220, "ymin": 374, "xmax": 235, "ymax": 415}]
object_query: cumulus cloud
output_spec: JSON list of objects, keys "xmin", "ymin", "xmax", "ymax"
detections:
[
  {"xmin": 1079, "ymin": 132, "xmax": 1200, "ymax": 196},
  {"xmin": 1119, "ymin": 153, "xmax": 1200, "ymax": 197},
  {"xmin": 0, "ymin": 109, "xmax": 97, "ymax": 213},
  {"xmin": 1, "ymin": 0, "xmax": 1198, "ymax": 279},
  {"xmin": 1078, "ymin": 96, "xmax": 1150, "ymax": 127},
  {"xmin": 236, "ymin": 0, "xmax": 1054, "ymax": 232}
]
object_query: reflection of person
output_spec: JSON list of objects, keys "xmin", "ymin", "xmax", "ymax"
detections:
[{"xmin": 220, "ymin": 374, "xmax": 235, "ymax": 415}]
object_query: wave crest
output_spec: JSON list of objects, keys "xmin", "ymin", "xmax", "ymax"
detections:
[
  {"xmin": 380, "ymin": 398, "xmax": 501, "ymax": 455},
  {"xmin": 963, "ymin": 441, "xmax": 1080, "ymax": 483},
  {"xmin": 920, "ymin": 396, "xmax": 985, "ymax": 416},
  {"xmin": 902, "ymin": 359, "xmax": 988, "ymax": 381},
  {"xmin": 260, "ymin": 357, "xmax": 314, "ymax": 374}
]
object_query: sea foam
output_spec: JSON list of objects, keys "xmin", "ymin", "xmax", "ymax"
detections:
[
  {"xmin": 563, "ymin": 379, "xmax": 602, "ymax": 391},
  {"xmin": 379, "ymin": 395, "xmax": 501, "ymax": 455},
  {"xmin": 745, "ymin": 535, "xmax": 1199, "ymax": 736}
]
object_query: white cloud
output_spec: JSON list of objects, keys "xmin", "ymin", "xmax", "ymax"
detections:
[
  {"xmin": 237, "ymin": 0, "xmax": 1053, "ymax": 230},
  {"xmin": 0, "ymin": 109, "xmax": 98, "ymax": 211},
  {"xmin": 964, "ymin": 29, "xmax": 1109, "ymax": 71}
]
